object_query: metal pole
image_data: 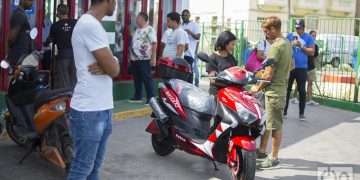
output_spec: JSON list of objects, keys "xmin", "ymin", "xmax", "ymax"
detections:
[
  {"xmin": 200, "ymin": 22, "xmax": 205, "ymax": 77},
  {"xmin": 287, "ymin": 0, "xmax": 291, "ymax": 19},
  {"xmin": 222, "ymin": 0, "xmax": 225, "ymax": 31},
  {"xmin": 354, "ymin": 22, "xmax": 360, "ymax": 103},
  {"xmin": 238, "ymin": 20, "xmax": 244, "ymax": 67}
]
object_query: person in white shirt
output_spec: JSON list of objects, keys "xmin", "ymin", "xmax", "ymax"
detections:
[
  {"xmin": 68, "ymin": 0, "xmax": 119, "ymax": 179},
  {"xmin": 256, "ymin": 36, "xmax": 273, "ymax": 61},
  {"xmin": 181, "ymin": 9, "xmax": 200, "ymax": 84},
  {"xmin": 162, "ymin": 12, "xmax": 188, "ymax": 59},
  {"xmin": 128, "ymin": 12, "xmax": 157, "ymax": 105}
]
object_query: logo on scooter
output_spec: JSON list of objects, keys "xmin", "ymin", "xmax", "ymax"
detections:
[
  {"xmin": 165, "ymin": 91, "xmax": 180, "ymax": 108},
  {"xmin": 176, "ymin": 134, "xmax": 186, "ymax": 142}
]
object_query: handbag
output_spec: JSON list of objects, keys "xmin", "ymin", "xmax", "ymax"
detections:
[
  {"xmin": 245, "ymin": 40, "xmax": 267, "ymax": 72},
  {"xmin": 245, "ymin": 48, "xmax": 262, "ymax": 72}
]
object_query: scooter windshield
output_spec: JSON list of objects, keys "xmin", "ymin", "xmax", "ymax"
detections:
[{"xmin": 20, "ymin": 53, "xmax": 39, "ymax": 67}]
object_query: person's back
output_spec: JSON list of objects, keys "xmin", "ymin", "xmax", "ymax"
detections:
[
  {"xmin": 71, "ymin": 14, "xmax": 113, "ymax": 111},
  {"xmin": 8, "ymin": 6, "xmax": 32, "ymax": 66},
  {"xmin": 51, "ymin": 18, "xmax": 77, "ymax": 58}
]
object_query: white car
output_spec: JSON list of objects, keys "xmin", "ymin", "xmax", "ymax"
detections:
[{"xmin": 316, "ymin": 34, "xmax": 358, "ymax": 68}]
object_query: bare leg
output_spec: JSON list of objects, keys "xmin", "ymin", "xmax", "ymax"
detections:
[
  {"xmin": 258, "ymin": 130, "xmax": 271, "ymax": 153},
  {"xmin": 270, "ymin": 129, "xmax": 282, "ymax": 160}
]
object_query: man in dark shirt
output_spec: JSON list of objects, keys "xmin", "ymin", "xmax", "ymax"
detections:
[
  {"xmin": 45, "ymin": 4, "xmax": 77, "ymax": 89},
  {"xmin": 306, "ymin": 30, "xmax": 319, "ymax": 105},
  {"xmin": 7, "ymin": 0, "xmax": 34, "ymax": 66}
]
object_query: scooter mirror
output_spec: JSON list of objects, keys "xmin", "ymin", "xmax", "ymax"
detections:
[
  {"xmin": 0, "ymin": 60, "xmax": 9, "ymax": 69},
  {"xmin": 196, "ymin": 52, "xmax": 210, "ymax": 63},
  {"xmin": 30, "ymin": 28, "xmax": 38, "ymax": 40}
]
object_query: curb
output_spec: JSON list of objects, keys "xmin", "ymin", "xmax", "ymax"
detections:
[{"xmin": 112, "ymin": 107, "xmax": 152, "ymax": 121}]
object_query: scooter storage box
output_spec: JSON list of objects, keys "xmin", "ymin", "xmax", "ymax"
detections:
[{"xmin": 157, "ymin": 57, "xmax": 191, "ymax": 81}]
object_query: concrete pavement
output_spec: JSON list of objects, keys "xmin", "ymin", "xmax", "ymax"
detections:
[{"xmin": 1, "ymin": 102, "xmax": 360, "ymax": 179}]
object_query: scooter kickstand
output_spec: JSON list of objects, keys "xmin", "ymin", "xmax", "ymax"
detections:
[
  {"xmin": 18, "ymin": 141, "xmax": 38, "ymax": 164},
  {"xmin": 212, "ymin": 160, "xmax": 219, "ymax": 171}
]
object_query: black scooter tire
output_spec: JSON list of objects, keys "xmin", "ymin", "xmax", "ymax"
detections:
[
  {"xmin": 151, "ymin": 134, "xmax": 175, "ymax": 156},
  {"xmin": 230, "ymin": 148, "xmax": 256, "ymax": 180},
  {"xmin": 5, "ymin": 117, "xmax": 29, "ymax": 147}
]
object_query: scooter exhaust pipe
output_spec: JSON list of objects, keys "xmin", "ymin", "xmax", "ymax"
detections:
[
  {"xmin": 149, "ymin": 97, "xmax": 169, "ymax": 136},
  {"xmin": 149, "ymin": 97, "xmax": 168, "ymax": 122}
]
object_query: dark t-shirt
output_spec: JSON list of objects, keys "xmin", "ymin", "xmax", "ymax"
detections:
[
  {"xmin": 308, "ymin": 44, "xmax": 319, "ymax": 71},
  {"xmin": 49, "ymin": 19, "xmax": 77, "ymax": 58},
  {"xmin": 206, "ymin": 53, "xmax": 237, "ymax": 95},
  {"xmin": 8, "ymin": 7, "xmax": 32, "ymax": 66}
]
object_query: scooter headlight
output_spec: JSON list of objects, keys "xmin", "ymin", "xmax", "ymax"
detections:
[
  {"xmin": 235, "ymin": 102, "xmax": 258, "ymax": 126},
  {"xmin": 51, "ymin": 102, "xmax": 66, "ymax": 112}
]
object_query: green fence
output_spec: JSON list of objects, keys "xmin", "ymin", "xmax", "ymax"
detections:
[{"xmin": 198, "ymin": 18, "xmax": 360, "ymax": 103}]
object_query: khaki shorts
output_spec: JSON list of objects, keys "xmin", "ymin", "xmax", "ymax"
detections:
[
  {"xmin": 265, "ymin": 96, "xmax": 285, "ymax": 130},
  {"xmin": 307, "ymin": 69, "xmax": 316, "ymax": 81}
]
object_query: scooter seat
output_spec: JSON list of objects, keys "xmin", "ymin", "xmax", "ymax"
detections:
[
  {"xmin": 168, "ymin": 79, "xmax": 216, "ymax": 116},
  {"xmin": 33, "ymin": 88, "xmax": 73, "ymax": 111}
]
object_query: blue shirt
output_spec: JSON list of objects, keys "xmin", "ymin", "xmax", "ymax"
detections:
[{"xmin": 287, "ymin": 32, "xmax": 314, "ymax": 68}]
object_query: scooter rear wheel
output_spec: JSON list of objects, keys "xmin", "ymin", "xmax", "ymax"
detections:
[
  {"xmin": 230, "ymin": 148, "xmax": 256, "ymax": 180},
  {"xmin": 151, "ymin": 134, "xmax": 175, "ymax": 156}
]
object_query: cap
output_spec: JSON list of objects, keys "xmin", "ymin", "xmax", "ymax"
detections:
[{"xmin": 294, "ymin": 19, "xmax": 305, "ymax": 28}]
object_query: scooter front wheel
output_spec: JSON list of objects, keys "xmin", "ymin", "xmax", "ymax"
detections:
[
  {"xmin": 151, "ymin": 134, "xmax": 175, "ymax": 156},
  {"xmin": 230, "ymin": 148, "xmax": 256, "ymax": 180},
  {"xmin": 5, "ymin": 115, "xmax": 30, "ymax": 147}
]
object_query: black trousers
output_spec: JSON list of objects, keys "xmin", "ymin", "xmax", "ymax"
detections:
[
  {"xmin": 285, "ymin": 68, "xmax": 307, "ymax": 115},
  {"xmin": 131, "ymin": 60, "xmax": 154, "ymax": 100},
  {"xmin": 184, "ymin": 55, "xmax": 194, "ymax": 84}
]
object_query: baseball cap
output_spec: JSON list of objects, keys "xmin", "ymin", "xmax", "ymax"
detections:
[{"xmin": 294, "ymin": 19, "xmax": 305, "ymax": 28}]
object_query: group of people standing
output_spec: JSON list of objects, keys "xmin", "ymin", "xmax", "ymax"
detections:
[
  {"xmin": 206, "ymin": 18, "xmax": 320, "ymax": 169},
  {"xmin": 128, "ymin": 10, "xmax": 201, "ymax": 105}
]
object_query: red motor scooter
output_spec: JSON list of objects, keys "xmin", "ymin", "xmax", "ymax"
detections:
[{"xmin": 146, "ymin": 53, "xmax": 274, "ymax": 179}]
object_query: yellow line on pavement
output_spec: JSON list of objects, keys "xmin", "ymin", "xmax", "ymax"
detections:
[{"xmin": 113, "ymin": 107, "xmax": 152, "ymax": 121}]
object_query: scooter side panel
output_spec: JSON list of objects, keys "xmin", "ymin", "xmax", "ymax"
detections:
[
  {"xmin": 159, "ymin": 83, "xmax": 187, "ymax": 119},
  {"xmin": 34, "ymin": 97, "xmax": 68, "ymax": 134}
]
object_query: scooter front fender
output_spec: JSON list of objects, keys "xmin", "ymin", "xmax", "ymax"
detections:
[{"xmin": 230, "ymin": 136, "xmax": 256, "ymax": 151}]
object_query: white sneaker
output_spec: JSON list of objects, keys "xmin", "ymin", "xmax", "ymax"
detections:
[
  {"xmin": 306, "ymin": 100, "xmax": 319, "ymax": 106},
  {"xmin": 291, "ymin": 98, "xmax": 299, "ymax": 104}
]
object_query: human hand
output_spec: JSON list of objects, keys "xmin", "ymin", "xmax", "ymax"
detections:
[
  {"xmin": 249, "ymin": 85, "xmax": 260, "ymax": 94},
  {"xmin": 88, "ymin": 62, "xmax": 106, "ymax": 75},
  {"xmin": 184, "ymin": 29, "xmax": 191, "ymax": 34}
]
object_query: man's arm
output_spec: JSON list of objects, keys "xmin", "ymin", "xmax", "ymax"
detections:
[
  {"xmin": 7, "ymin": 28, "xmax": 20, "ymax": 48},
  {"xmin": 176, "ymin": 44, "xmax": 185, "ymax": 58},
  {"xmin": 91, "ymin": 48, "xmax": 120, "ymax": 78},
  {"xmin": 301, "ymin": 45, "xmax": 315, "ymax": 56},
  {"xmin": 151, "ymin": 42, "xmax": 157, "ymax": 66},
  {"xmin": 250, "ymin": 65, "xmax": 275, "ymax": 93},
  {"xmin": 184, "ymin": 29, "xmax": 200, "ymax": 40}
]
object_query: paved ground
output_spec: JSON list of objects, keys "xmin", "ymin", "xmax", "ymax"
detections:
[{"xmin": 1, "ymin": 103, "xmax": 360, "ymax": 180}]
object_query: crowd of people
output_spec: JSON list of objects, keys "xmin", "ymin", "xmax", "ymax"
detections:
[{"xmin": 5, "ymin": 0, "xmax": 324, "ymax": 177}]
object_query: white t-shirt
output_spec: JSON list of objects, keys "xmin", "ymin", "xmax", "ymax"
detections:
[
  {"xmin": 130, "ymin": 25, "xmax": 157, "ymax": 60},
  {"xmin": 257, "ymin": 39, "xmax": 271, "ymax": 57},
  {"xmin": 71, "ymin": 14, "xmax": 114, "ymax": 111},
  {"xmin": 181, "ymin": 22, "xmax": 200, "ymax": 58},
  {"xmin": 163, "ymin": 27, "xmax": 188, "ymax": 59},
  {"xmin": 161, "ymin": 28, "xmax": 172, "ymax": 44}
]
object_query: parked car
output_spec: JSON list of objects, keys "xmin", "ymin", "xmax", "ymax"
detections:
[{"xmin": 316, "ymin": 34, "xmax": 359, "ymax": 68}]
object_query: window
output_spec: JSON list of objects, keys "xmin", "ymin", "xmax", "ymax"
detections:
[
  {"xmin": 114, "ymin": 0, "xmax": 125, "ymax": 74},
  {"xmin": 147, "ymin": 0, "xmax": 159, "ymax": 29}
]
